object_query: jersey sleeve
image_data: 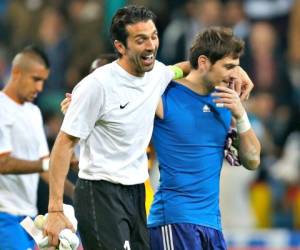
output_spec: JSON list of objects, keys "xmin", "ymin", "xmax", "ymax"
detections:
[
  {"xmin": 61, "ymin": 75, "xmax": 105, "ymax": 140},
  {"xmin": 35, "ymin": 107, "xmax": 49, "ymax": 158},
  {"xmin": 0, "ymin": 122, "xmax": 12, "ymax": 155},
  {"xmin": 0, "ymin": 106, "xmax": 13, "ymax": 154},
  {"xmin": 155, "ymin": 61, "xmax": 175, "ymax": 96}
]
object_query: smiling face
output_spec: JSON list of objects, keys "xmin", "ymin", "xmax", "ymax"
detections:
[
  {"xmin": 15, "ymin": 61, "xmax": 49, "ymax": 103},
  {"xmin": 114, "ymin": 20, "xmax": 159, "ymax": 76},
  {"xmin": 203, "ymin": 56, "xmax": 239, "ymax": 90}
]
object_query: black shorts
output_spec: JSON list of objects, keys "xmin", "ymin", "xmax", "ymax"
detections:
[{"xmin": 74, "ymin": 178, "xmax": 149, "ymax": 250}]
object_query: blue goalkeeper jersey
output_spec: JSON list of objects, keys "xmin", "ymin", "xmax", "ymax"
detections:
[{"xmin": 148, "ymin": 81, "xmax": 231, "ymax": 231}]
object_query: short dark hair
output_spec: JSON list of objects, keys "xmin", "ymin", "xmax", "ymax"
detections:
[
  {"xmin": 189, "ymin": 27, "xmax": 245, "ymax": 69},
  {"xmin": 22, "ymin": 45, "xmax": 50, "ymax": 69},
  {"xmin": 110, "ymin": 5, "xmax": 156, "ymax": 56}
]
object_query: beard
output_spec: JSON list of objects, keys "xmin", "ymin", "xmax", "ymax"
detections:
[
  {"xmin": 202, "ymin": 74, "xmax": 216, "ymax": 91},
  {"xmin": 128, "ymin": 49, "xmax": 157, "ymax": 76}
]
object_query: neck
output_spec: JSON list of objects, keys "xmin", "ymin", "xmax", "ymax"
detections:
[
  {"xmin": 182, "ymin": 71, "xmax": 211, "ymax": 95},
  {"xmin": 3, "ymin": 82, "xmax": 23, "ymax": 104},
  {"xmin": 117, "ymin": 58, "xmax": 144, "ymax": 77}
]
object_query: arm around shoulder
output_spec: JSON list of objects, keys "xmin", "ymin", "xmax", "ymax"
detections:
[{"xmin": 174, "ymin": 61, "xmax": 191, "ymax": 77}]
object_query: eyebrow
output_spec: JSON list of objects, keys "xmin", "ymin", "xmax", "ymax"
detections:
[
  {"xmin": 224, "ymin": 63, "xmax": 239, "ymax": 69},
  {"xmin": 32, "ymin": 76, "xmax": 46, "ymax": 81},
  {"xmin": 133, "ymin": 30, "xmax": 158, "ymax": 38}
]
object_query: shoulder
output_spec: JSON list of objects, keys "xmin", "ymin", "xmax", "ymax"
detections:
[
  {"xmin": 149, "ymin": 61, "xmax": 174, "ymax": 82},
  {"xmin": 164, "ymin": 81, "xmax": 179, "ymax": 92},
  {"xmin": 153, "ymin": 60, "xmax": 168, "ymax": 71},
  {"xmin": 73, "ymin": 70, "xmax": 106, "ymax": 95},
  {"xmin": 0, "ymin": 93, "xmax": 15, "ymax": 124},
  {"xmin": 0, "ymin": 92, "xmax": 8, "ymax": 104},
  {"xmin": 25, "ymin": 102, "xmax": 42, "ymax": 115},
  {"xmin": 92, "ymin": 62, "xmax": 116, "ymax": 82},
  {"xmin": 77, "ymin": 62, "xmax": 120, "ymax": 91}
]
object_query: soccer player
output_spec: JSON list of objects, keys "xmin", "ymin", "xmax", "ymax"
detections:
[
  {"xmin": 45, "ymin": 5, "xmax": 190, "ymax": 250},
  {"xmin": 148, "ymin": 27, "xmax": 261, "ymax": 250},
  {"xmin": 0, "ymin": 46, "xmax": 51, "ymax": 250}
]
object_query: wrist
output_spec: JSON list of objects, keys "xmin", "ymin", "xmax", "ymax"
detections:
[
  {"xmin": 170, "ymin": 65, "xmax": 184, "ymax": 80},
  {"xmin": 48, "ymin": 204, "xmax": 63, "ymax": 213},
  {"xmin": 236, "ymin": 111, "xmax": 251, "ymax": 134},
  {"xmin": 42, "ymin": 158, "xmax": 50, "ymax": 171},
  {"xmin": 48, "ymin": 210, "xmax": 64, "ymax": 213}
]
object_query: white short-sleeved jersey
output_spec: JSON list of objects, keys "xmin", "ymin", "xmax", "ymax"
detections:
[
  {"xmin": 61, "ymin": 60, "xmax": 174, "ymax": 184},
  {"xmin": 0, "ymin": 92, "xmax": 49, "ymax": 217}
]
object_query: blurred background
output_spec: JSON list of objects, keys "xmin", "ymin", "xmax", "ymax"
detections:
[{"xmin": 1, "ymin": 0, "xmax": 300, "ymax": 249}]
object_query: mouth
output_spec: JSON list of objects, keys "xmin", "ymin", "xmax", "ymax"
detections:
[
  {"xmin": 29, "ymin": 93, "xmax": 38, "ymax": 100},
  {"xmin": 141, "ymin": 54, "xmax": 155, "ymax": 66}
]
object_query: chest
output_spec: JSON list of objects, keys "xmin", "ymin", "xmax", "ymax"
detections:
[
  {"xmin": 165, "ymin": 94, "xmax": 231, "ymax": 144},
  {"xmin": 98, "ymin": 79, "xmax": 162, "ymax": 137},
  {"xmin": 11, "ymin": 108, "xmax": 41, "ymax": 150}
]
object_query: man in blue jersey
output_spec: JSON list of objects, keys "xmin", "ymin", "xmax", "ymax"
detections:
[{"xmin": 148, "ymin": 27, "xmax": 261, "ymax": 250}]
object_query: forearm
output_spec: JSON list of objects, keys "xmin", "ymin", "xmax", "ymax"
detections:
[
  {"xmin": 48, "ymin": 131, "xmax": 78, "ymax": 211},
  {"xmin": 64, "ymin": 179, "xmax": 75, "ymax": 199},
  {"xmin": 40, "ymin": 171, "xmax": 75, "ymax": 200},
  {"xmin": 238, "ymin": 129, "xmax": 261, "ymax": 170},
  {"xmin": 0, "ymin": 155, "xmax": 43, "ymax": 174}
]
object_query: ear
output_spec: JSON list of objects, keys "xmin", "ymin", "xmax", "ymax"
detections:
[
  {"xmin": 114, "ymin": 40, "xmax": 126, "ymax": 56},
  {"xmin": 11, "ymin": 66, "xmax": 22, "ymax": 81},
  {"xmin": 197, "ymin": 55, "xmax": 210, "ymax": 70}
]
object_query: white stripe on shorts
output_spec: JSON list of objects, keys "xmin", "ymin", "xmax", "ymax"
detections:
[{"xmin": 161, "ymin": 225, "xmax": 174, "ymax": 250}]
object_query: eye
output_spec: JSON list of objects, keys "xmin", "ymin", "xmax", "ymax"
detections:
[
  {"xmin": 152, "ymin": 34, "xmax": 158, "ymax": 40},
  {"xmin": 225, "ymin": 65, "xmax": 235, "ymax": 70},
  {"xmin": 136, "ymin": 38, "xmax": 145, "ymax": 44}
]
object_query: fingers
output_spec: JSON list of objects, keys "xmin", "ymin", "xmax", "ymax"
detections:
[
  {"xmin": 236, "ymin": 67, "xmax": 254, "ymax": 101},
  {"xmin": 213, "ymin": 97, "xmax": 237, "ymax": 109},
  {"xmin": 233, "ymin": 79, "xmax": 242, "ymax": 97},
  {"xmin": 60, "ymin": 96, "xmax": 72, "ymax": 114},
  {"xmin": 61, "ymin": 99, "xmax": 68, "ymax": 111},
  {"xmin": 240, "ymin": 85, "xmax": 252, "ymax": 101},
  {"xmin": 231, "ymin": 66, "xmax": 254, "ymax": 101},
  {"xmin": 44, "ymin": 229, "xmax": 59, "ymax": 247},
  {"xmin": 212, "ymin": 86, "xmax": 245, "ymax": 118},
  {"xmin": 214, "ymin": 86, "xmax": 237, "ymax": 94},
  {"xmin": 43, "ymin": 212, "xmax": 74, "ymax": 247},
  {"xmin": 212, "ymin": 88, "xmax": 239, "ymax": 108},
  {"xmin": 66, "ymin": 220, "xmax": 76, "ymax": 233}
]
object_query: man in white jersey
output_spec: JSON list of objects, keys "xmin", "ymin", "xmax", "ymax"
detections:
[
  {"xmin": 44, "ymin": 5, "xmax": 191, "ymax": 250},
  {"xmin": 0, "ymin": 45, "xmax": 51, "ymax": 250}
]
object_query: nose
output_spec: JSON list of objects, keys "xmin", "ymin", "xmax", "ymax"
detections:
[
  {"xmin": 146, "ymin": 39, "xmax": 156, "ymax": 51},
  {"xmin": 228, "ymin": 70, "xmax": 237, "ymax": 82},
  {"xmin": 36, "ymin": 81, "xmax": 44, "ymax": 93}
]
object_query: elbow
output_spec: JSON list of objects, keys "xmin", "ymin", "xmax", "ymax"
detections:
[
  {"xmin": 241, "ymin": 142, "xmax": 261, "ymax": 171},
  {"xmin": 241, "ymin": 151, "xmax": 261, "ymax": 171},
  {"xmin": 246, "ymin": 158, "xmax": 260, "ymax": 171}
]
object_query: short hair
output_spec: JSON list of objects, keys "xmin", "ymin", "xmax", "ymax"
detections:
[
  {"xmin": 110, "ymin": 5, "xmax": 156, "ymax": 56},
  {"xmin": 189, "ymin": 27, "xmax": 245, "ymax": 69},
  {"xmin": 21, "ymin": 45, "xmax": 50, "ymax": 69}
]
